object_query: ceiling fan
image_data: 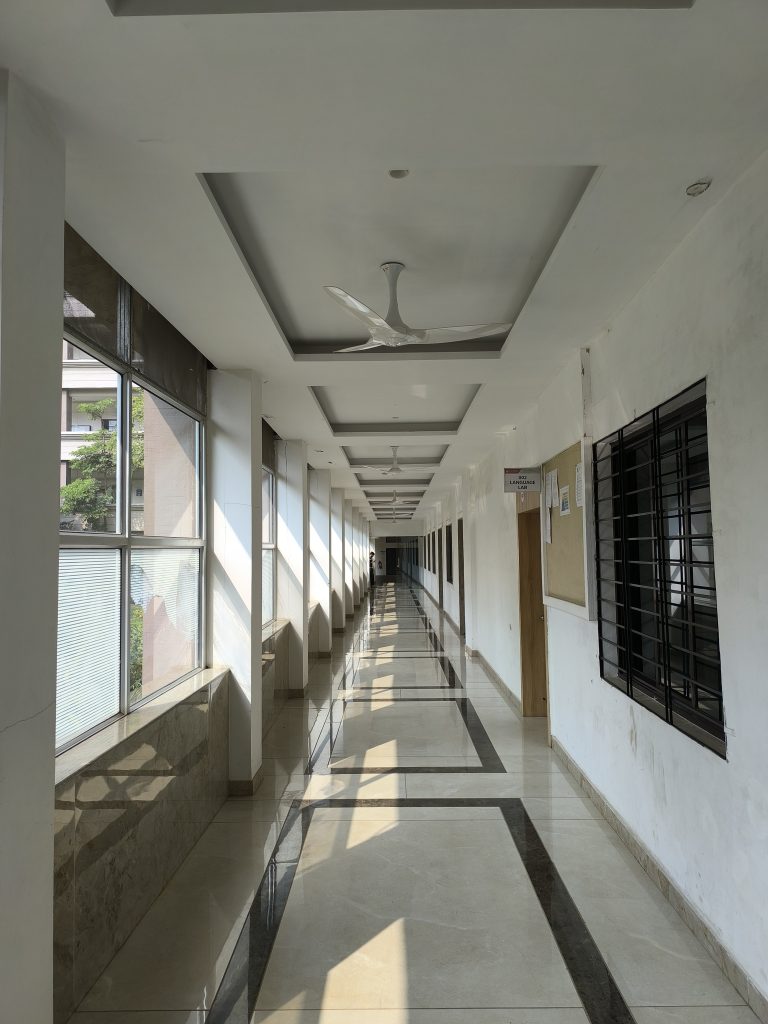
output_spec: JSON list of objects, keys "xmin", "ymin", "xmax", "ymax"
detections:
[
  {"xmin": 371, "ymin": 489, "xmax": 418, "ymax": 511},
  {"xmin": 356, "ymin": 445, "xmax": 432, "ymax": 476},
  {"xmin": 325, "ymin": 262, "xmax": 511, "ymax": 353}
]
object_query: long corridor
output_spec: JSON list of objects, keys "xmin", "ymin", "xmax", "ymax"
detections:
[{"xmin": 75, "ymin": 580, "xmax": 754, "ymax": 1024}]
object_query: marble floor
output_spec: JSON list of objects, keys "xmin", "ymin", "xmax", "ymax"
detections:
[{"xmin": 73, "ymin": 580, "xmax": 758, "ymax": 1024}]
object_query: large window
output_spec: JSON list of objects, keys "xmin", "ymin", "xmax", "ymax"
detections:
[
  {"xmin": 593, "ymin": 381, "xmax": 724, "ymax": 756},
  {"xmin": 262, "ymin": 466, "xmax": 276, "ymax": 625},
  {"xmin": 57, "ymin": 340, "xmax": 204, "ymax": 750}
]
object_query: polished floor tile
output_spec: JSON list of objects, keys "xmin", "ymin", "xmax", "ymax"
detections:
[
  {"xmin": 73, "ymin": 1013, "xmax": 206, "ymax": 1023},
  {"xmin": 330, "ymin": 701, "xmax": 480, "ymax": 764},
  {"xmin": 251, "ymin": 1011, "xmax": 590, "ymax": 1023},
  {"xmin": 75, "ymin": 579, "xmax": 751, "ymax": 1024},
  {"xmin": 254, "ymin": 813, "xmax": 581, "ymax": 1012}
]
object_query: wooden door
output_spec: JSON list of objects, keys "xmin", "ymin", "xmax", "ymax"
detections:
[
  {"xmin": 457, "ymin": 518, "xmax": 466, "ymax": 636},
  {"xmin": 518, "ymin": 509, "xmax": 548, "ymax": 717}
]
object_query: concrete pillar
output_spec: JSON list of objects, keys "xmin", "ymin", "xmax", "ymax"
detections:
[
  {"xmin": 309, "ymin": 468, "xmax": 332, "ymax": 656},
  {"xmin": 358, "ymin": 512, "xmax": 368, "ymax": 595},
  {"xmin": 0, "ymin": 72, "xmax": 64, "ymax": 1024},
  {"xmin": 360, "ymin": 515, "xmax": 368, "ymax": 595},
  {"xmin": 356, "ymin": 509, "xmax": 364, "ymax": 602},
  {"xmin": 209, "ymin": 371, "xmax": 263, "ymax": 792},
  {"xmin": 330, "ymin": 487, "xmax": 346, "ymax": 631},
  {"xmin": 277, "ymin": 440, "xmax": 309, "ymax": 690},
  {"xmin": 344, "ymin": 500, "xmax": 356, "ymax": 616}
]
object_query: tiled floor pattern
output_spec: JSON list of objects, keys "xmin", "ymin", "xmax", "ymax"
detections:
[{"xmin": 74, "ymin": 581, "xmax": 757, "ymax": 1024}]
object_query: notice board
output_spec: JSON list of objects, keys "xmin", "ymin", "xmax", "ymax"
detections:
[{"xmin": 541, "ymin": 441, "xmax": 586, "ymax": 609}]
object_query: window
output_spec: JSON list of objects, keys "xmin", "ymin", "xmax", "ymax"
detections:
[
  {"xmin": 593, "ymin": 381, "xmax": 724, "ymax": 756},
  {"xmin": 57, "ymin": 340, "xmax": 204, "ymax": 750},
  {"xmin": 446, "ymin": 523, "xmax": 453, "ymax": 583},
  {"xmin": 262, "ymin": 466, "xmax": 276, "ymax": 625}
]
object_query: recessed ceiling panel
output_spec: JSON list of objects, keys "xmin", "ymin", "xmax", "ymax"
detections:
[
  {"xmin": 313, "ymin": 383, "xmax": 479, "ymax": 426},
  {"xmin": 207, "ymin": 166, "xmax": 593, "ymax": 353},
  {"xmin": 345, "ymin": 444, "xmax": 447, "ymax": 464},
  {"xmin": 112, "ymin": 1, "xmax": 694, "ymax": 15}
]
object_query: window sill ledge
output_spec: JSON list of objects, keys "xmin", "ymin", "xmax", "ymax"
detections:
[
  {"xmin": 262, "ymin": 618, "xmax": 289, "ymax": 645},
  {"xmin": 54, "ymin": 667, "xmax": 228, "ymax": 787}
]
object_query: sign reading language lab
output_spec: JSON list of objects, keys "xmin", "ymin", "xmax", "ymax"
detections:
[{"xmin": 504, "ymin": 467, "xmax": 542, "ymax": 493}]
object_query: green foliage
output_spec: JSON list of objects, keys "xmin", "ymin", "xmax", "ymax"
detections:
[
  {"xmin": 129, "ymin": 602, "xmax": 144, "ymax": 698},
  {"xmin": 60, "ymin": 389, "xmax": 145, "ymax": 528},
  {"xmin": 75, "ymin": 398, "xmax": 114, "ymax": 423},
  {"xmin": 60, "ymin": 477, "xmax": 112, "ymax": 530}
]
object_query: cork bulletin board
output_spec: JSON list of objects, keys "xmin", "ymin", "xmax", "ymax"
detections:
[{"xmin": 540, "ymin": 440, "xmax": 595, "ymax": 619}]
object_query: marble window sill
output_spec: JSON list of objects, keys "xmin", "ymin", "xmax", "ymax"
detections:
[
  {"xmin": 262, "ymin": 617, "xmax": 289, "ymax": 644},
  {"xmin": 54, "ymin": 667, "xmax": 229, "ymax": 786}
]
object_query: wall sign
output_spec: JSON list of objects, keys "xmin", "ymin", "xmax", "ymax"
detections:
[{"xmin": 504, "ymin": 467, "xmax": 541, "ymax": 493}]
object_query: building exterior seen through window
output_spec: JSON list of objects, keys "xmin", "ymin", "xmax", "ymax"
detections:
[{"xmin": 56, "ymin": 340, "xmax": 204, "ymax": 750}]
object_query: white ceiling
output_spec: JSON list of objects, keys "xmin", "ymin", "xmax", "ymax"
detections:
[
  {"xmin": 313, "ymin": 382, "xmax": 480, "ymax": 427},
  {"xmin": 2, "ymin": 0, "xmax": 768, "ymax": 522},
  {"xmin": 206, "ymin": 166, "xmax": 592, "ymax": 347}
]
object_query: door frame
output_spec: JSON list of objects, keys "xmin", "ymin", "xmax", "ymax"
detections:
[
  {"xmin": 437, "ymin": 527, "xmax": 444, "ymax": 608},
  {"xmin": 457, "ymin": 517, "xmax": 466, "ymax": 636}
]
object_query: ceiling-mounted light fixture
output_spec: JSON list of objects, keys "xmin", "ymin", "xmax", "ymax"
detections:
[
  {"xmin": 388, "ymin": 169, "xmax": 409, "ymax": 179},
  {"xmin": 686, "ymin": 179, "xmax": 712, "ymax": 198}
]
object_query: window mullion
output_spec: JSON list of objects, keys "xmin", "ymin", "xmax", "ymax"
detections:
[
  {"xmin": 651, "ymin": 409, "xmax": 672, "ymax": 724},
  {"xmin": 617, "ymin": 427, "xmax": 633, "ymax": 698},
  {"xmin": 120, "ymin": 369, "xmax": 132, "ymax": 716}
]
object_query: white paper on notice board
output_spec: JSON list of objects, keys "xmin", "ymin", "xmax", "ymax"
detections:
[
  {"xmin": 575, "ymin": 461, "xmax": 584, "ymax": 508},
  {"xmin": 549, "ymin": 469, "xmax": 559, "ymax": 508},
  {"xmin": 559, "ymin": 485, "xmax": 571, "ymax": 516}
]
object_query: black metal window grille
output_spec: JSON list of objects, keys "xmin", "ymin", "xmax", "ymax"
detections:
[{"xmin": 593, "ymin": 380, "xmax": 725, "ymax": 756}]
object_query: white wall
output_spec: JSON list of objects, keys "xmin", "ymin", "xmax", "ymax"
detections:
[
  {"xmin": 461, "ymin": 153, "xmax": 768, "ymax": 1001},
  {"xmin": 0, "ymin": 72, "xmax": 64, "ymax": 1024},
  {"xmin": 550, "ymin": 154, "xmax": 768, "ymax": 1001}
]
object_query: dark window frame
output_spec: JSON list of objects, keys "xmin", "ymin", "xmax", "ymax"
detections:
[
  {"xmin": 593, "ymin": 380, "xmax": 725, "ymax": 757},
  {"xmin": 446, "ymin": 523, "xmax": 453, "ymax": 583}
]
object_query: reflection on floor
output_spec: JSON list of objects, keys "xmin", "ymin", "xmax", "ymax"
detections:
[{"xmin": 73, "ymin": 580, "xmax": 758, "ymax": 1024}]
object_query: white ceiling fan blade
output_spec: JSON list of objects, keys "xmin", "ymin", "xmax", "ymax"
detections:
[
  {"xmin": 324, "ymin": 286, "xmax": 390, "ymax": 332},
  {"xmin": 336, "ymin": 338, "xmax": 387, "ymax": 353},
  {"xmin": 416, "ymin": 322, "xmax": 512, "ymax": 345}
]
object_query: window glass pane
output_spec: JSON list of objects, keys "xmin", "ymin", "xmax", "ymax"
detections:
[
  {"xmin": 262, "ymin": 548, "xmax": 275, "ymax": 625},
  {"xmin": 56, "ymin": 549, "xmax": 121, "ymax": 748},
  {"xmin": 60, "ymin": 345, "xmax": 121, "ymax": 534},
  {"xmin": 262, "ymin": 468, "xmax": 274, "ymax": 544},
  {"xmin": 129, "ymin": 549, "xmax": 200, "ymax": 705},
  {"xmin": 131, "ymin": 384, "xmax": 199, "ymax": 538}
]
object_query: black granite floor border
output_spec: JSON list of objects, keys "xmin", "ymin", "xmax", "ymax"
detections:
[
  {"xmin": 319, "ymin": 584, "xmax": 502, "ymax": 773},
  {"xmin": 206, "ymin": 797, "xmax": 636, "ymax": 1024}
]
